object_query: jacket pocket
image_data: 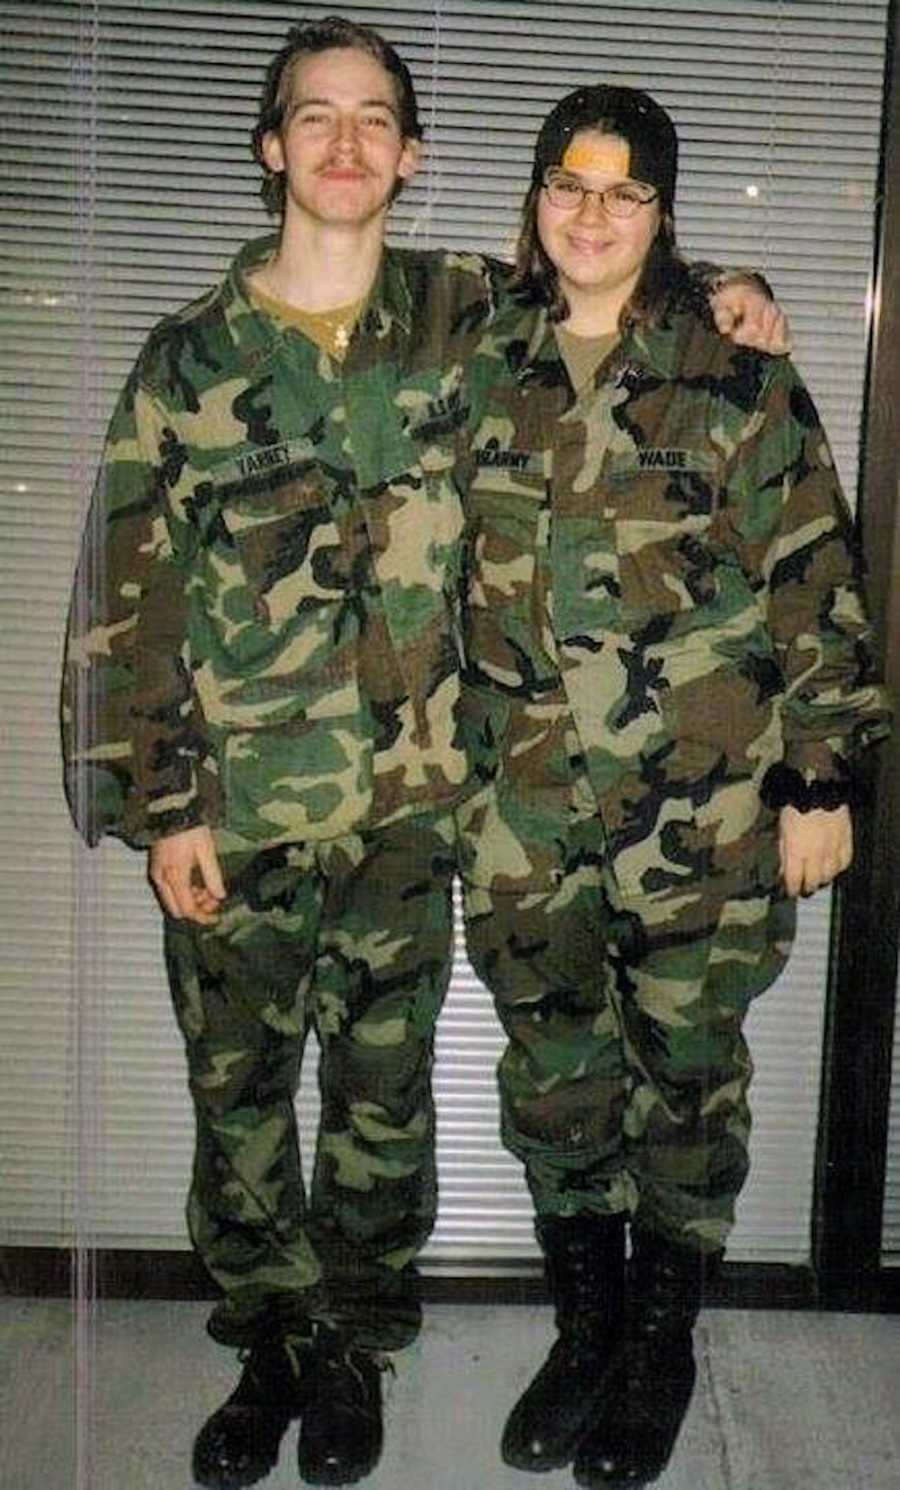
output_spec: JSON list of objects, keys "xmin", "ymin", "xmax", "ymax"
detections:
[
  {"xmin": 190, "ymin": 463, "xmax": 364, "ymax": 726},
  {"xmin": 217, "ymin": 465, "xmax": 352, "ymax": 637},
  {"xmin": 221, "ymin": 711, "xmax": 373, "ymax": 844},
  {"xmin": 606, "ymin": 462, "xmax": 723, "ymax": 627},
  {"xmin": 189, "ymin": 464, "xmax": 375, "ymax": 839}
]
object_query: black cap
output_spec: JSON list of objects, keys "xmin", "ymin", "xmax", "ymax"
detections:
[{"xmin": 533, "ymin": 85, "xmax": 678, "ymax": 215}]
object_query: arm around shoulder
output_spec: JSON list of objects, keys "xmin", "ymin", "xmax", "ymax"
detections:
[{"xmin": 688, "ymin": 260, "xmax": 791, "ymax": 354}]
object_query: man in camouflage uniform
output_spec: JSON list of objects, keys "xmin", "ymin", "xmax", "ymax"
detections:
[
  {"xmin": 61, "ymin": 17, "xmax": 508, "ymax": 1488},
  {"xmin": 455, "ymin": 85, "xmax": 891, "ymax": 1487},
  {"xmin": 61, "ymin": 14, "xmax": 790, "ymax": 1486}
]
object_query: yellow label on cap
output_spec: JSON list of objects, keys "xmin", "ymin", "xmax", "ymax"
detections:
[{"xmin": 561, "ymin": 135, "xmax": 631, "ymax": 175}]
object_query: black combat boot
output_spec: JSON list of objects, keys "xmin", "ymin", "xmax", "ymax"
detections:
[
  {"xmin": 573, "ymin": 1229, "xmax": 723, "ymax": 1488},
  {"xmin": 296, "ymin": 1323, "xmax": 388, "ymax": 1485},
  {"xmin": 501, "ymin": 1213, "xmax": 627, "ymax": 1472},
  {"xmin": 192, "ymin": 1337, "xmax": 312, "ymax": 1489}
]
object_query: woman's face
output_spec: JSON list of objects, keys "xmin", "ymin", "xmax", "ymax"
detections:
[{"xmin": 536, "ymin": 129, "xmax": 661, "ymax": 321}]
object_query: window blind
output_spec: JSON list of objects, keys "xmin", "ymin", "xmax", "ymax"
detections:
[{"xmin": 0, "ymin": 0, "xmax": 890, "ymax": 1267}]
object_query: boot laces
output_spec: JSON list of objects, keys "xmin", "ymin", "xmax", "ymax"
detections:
[{"xmin": 320, "ymin": 1339, "xmax": 394, "ymax": 1418}]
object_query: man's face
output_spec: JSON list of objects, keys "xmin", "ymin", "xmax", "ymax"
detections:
[
  {"xmin": 536, "ymin": 129, "xmax": 661, "ymax": 315},
  {"xmin": 262, "ymin": 46, "xmax": 421, "ymax": 231}
]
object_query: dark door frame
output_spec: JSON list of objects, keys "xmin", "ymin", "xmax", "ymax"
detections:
[{"xmin": 813, "ymin": 0, "xmax": 900, "ymax": 1311}]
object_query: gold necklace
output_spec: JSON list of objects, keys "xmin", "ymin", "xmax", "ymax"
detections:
[{"xmin": 296, "ymin": 298, "xmax": 363, "ymax": 359}]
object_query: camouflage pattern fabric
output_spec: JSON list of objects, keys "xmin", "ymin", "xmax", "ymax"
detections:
[
  {"xmin": 165, "ymin": 811, "xmax": 456, "ymax": 1352},
  {"xmin": 163, "ymin": 837, "xmax": 326, "ymax": 1344},
  {"xmin": 460, "ymin": 798, "xmax": 794, "ymax": 1251},
  {"xmin": 61, "ymin": 232, "xmax": 890, "ymax": 1308},
  {"xmin": 456, "ymin": 294, "xmax": 891, "ymax": 1249},
  {"xmin": 59, "ymin": 237, "xmax": 505, "ymax": 1352},
  {"xmin": 307, "ymin": 811, "xmax": 458, "ymax": 1348},
  {"xmin": 61, "ymin": 235, "xmax": 503, "ymax": 850}
]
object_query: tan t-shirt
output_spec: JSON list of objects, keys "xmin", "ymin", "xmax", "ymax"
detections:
[
  {"xmin": 247, "ymin": 279, "xmax": 365, "ymax": 362},
  {"xmin": 554, "ymin": 325, "xmax": 620, "ymax": 390}
]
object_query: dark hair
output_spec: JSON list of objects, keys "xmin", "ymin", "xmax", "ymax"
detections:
[
  {"xmin": 251, "ymin": 16, "xmax": 423, "ymax": 217},
  {"xmin": 532, "ymin": 86, "xmax": 678, "ymax": 215},
  {"xmin": 512, "ymin": 179, "xmax": 689, "ymax": 329}
]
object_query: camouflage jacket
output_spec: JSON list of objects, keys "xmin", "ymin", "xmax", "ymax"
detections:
[
  {"xmin": 460, "ymin": 296, "xmax": 891, "ymax": 896},
  {"xmin": 62, "ymin": 236, "xmax": 501, "ymax": 849}
]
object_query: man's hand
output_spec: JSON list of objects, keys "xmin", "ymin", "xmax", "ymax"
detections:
[
  {"xmin": 778, "ymin": 804, "xmax": 853, "ymax": 897},
  {"xmin": 149, "ymin": 825, "xmax": 226, "ymax": 925},
  {"xmin": 711, "ymin": 274, "xmax": 792, "ymax": 355}
]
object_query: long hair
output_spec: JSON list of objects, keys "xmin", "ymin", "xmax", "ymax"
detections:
[{"xmin": 251, "ymin": 16, "xmax": 423, "ymax": 218}]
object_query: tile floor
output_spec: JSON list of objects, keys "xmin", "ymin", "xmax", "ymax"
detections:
[{"xmin": 1, "ymin": 1297, "xmax": 899, "ymax": 1490}]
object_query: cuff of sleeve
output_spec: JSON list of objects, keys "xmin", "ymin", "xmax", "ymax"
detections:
[
  {"xmin": 759, "ymin": 762, "xmax": 861, "ymax": 813},
  {"xmin": 130, "ymin": 782, "xmax": 208, "ymax": 847},
  {"xmin": 65, "ymin": 761, "xmax": 211, "ymax": 850}
]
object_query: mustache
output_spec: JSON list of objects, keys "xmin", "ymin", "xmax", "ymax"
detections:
[{"xmin": 316, "ymin": 161, "xmax": 372, "ymax": 175}]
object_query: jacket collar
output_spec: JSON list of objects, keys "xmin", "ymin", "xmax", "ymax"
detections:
[
  {"xmin": 220, "ymin": 233, "xmax": 413, "ymax": 365},
  {"xmin": 512, "ymin": 294, "xmax": 694, "ymax": 393},
  {"xmin": 511, "ymin": 302, "xmax": 634, "ymax": 393}
]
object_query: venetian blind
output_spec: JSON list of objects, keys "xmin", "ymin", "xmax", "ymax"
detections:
[{"xmin": 0, "ymin": 0, "xmax": 890, "ymax": 1268}]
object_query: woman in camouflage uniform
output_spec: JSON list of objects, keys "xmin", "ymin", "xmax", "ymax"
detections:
[{"xmin": 457, "ymin": 85, "xmax": 890, "ymax": 1487}]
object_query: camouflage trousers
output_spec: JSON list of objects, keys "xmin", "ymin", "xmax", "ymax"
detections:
[
  {"xmin": 458, "ymin": 787, "xmax": 796, "ymax": 1255},
  {"xmin": 163, "ymin": 811, "xmax": 457, "ymax": 1352}
]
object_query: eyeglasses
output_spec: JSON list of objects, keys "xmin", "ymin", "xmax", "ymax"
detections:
[{"xmin": 542, "ymin": 168, "xmax": 659, "ymax": 219}]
